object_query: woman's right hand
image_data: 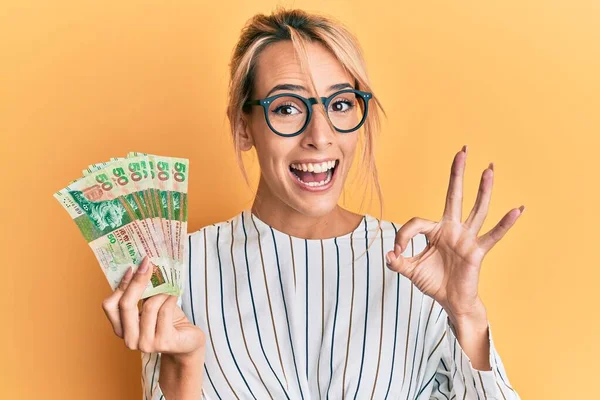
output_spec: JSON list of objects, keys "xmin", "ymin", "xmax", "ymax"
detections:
[{"xmin": 101, "ymin": 256, "xmax": 206, "ymax": 360}]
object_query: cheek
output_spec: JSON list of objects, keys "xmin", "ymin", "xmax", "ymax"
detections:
[
  {"xmin": 248, "ymin": 122, "xmax": 272, "ymax": 153},
  {"xmin": 254, "ymin": 138, "xmax": 296, "ymax": 176},
  {"xmin": 340, "ymin": 134, "xmax": 360, "ymax": 156}
]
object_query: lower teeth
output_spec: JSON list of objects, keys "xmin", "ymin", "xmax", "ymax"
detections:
[{"xmin": 294, "ymin": 169, "xmax": 333, "ymax": 187}]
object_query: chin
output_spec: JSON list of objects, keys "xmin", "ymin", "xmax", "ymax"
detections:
[{"xmin": 288, "ymin": 195, "xmax": 340, "ymax": 218}]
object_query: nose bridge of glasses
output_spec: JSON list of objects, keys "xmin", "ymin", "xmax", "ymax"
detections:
[
  {"xmin": 306, "ymin": 97, "xmax": 324, "ymax": 107},
  {"xmin": 301, "ymin": 96, "xmax": 327, "ymax": 120},
  {"xmin": 307, "ymin": 95, "xmax": 339, "ymax": 106}
]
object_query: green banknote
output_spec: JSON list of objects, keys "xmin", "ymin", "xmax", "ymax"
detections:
[
  {"xmin": 126, "ymin": 152, "xmax": 189, "ymax": 287},
  {"xmin": 54, "ymin": 152, "xmax": 188, "ymax": 299}
]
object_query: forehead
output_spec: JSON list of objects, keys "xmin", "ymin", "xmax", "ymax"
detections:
[{"xmin": 253, "ymin": 40, "xmax": 354, "ymax": 98}]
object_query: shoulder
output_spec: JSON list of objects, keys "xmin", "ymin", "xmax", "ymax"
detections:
[
  {"xmin": 188, "ymin": 210, "xmax": 243, "ymax": 237},
  {"xmin": 185, "ymin": 210, "xmax": 248, "ymax": 253}
]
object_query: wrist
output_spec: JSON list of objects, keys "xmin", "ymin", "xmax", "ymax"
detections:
[
  {"xmin": 159, "ymin": 347, "xmax": 205, "ymax": 399},
  {"xmin": 162, "ymin": 346, "xmax": 205, "ymax": 368},
  {"xmin": 446, "ymin": 297, "xmax": 488, "ymax": 332}
]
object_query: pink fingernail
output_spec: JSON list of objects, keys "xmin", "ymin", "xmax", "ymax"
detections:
[
  {"xmin": 124, "ymin": 266, "xmax": 134, "ymax": 279},
  {"xmin": 137, "ymin": 258, "xmax": 149, "ymax": 274}
]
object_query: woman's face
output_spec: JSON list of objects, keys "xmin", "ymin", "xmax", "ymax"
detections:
[{"xmin": 242, "ymin": 40, "xmax": 360, "ymax": 217}]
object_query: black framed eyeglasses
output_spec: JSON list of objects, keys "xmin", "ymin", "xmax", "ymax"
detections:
[{"xmin": 243, "ymin": 89, "xmax": 372, "ymax": 137}]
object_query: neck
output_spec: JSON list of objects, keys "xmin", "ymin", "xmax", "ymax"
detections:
[{"xmin": 250, "ymin": 177, "xmax": 362, "ymax": 240}]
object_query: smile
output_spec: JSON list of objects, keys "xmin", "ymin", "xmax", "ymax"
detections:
[{"xmin": 288, "ymin": 159, "xmax": 339, "ymax": 191}]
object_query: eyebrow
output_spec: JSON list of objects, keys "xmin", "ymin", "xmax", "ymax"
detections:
[{"xmin": 265, "ymin": 82, "xmax": 353, "ymax": 98}]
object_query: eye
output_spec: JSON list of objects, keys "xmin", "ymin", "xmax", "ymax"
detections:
[
  {"xmin": 272, "ymin": 102, "xmax": 303, "ymax": 116},
  {"xmin": 330, "ymin": 99, "xmax": 354, "ymax": 113}
]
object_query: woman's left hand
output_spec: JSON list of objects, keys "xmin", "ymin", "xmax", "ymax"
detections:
[{"xmin": 385, "ymin": 145, "xmax": 524, "ymax": 322}]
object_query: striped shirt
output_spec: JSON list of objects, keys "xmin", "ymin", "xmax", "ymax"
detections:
[{"xmin": 142, "ymin": 209, "xmax": 520, "ymax": 399}]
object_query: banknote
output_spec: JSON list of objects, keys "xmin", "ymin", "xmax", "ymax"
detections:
[
  {"xmin": 126, "ymin": 152, "xmax": 189, "ymax": 286},
  {"xmin": 82, "ymin": 157, "xmax": 168, "ymax": 264},
  {"xmin": 54, "ymin": 153, "xmax": 188, "ymax": 299}
]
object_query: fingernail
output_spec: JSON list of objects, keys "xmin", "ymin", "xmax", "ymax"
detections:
[
  {"xmin": 137, "ymin": 257, "xmax": 149, "ymax": 274},
  {"xmin": 124, "ymin": 266, "xmax": 134, "ymax": 279},
  {"xmin": 395, "ymin": 243, "xmax": 403, "ymax": 254},
  {"xmin": 388, "ymin": 250, "xmax": 397, "ymax": 262},
  {"xmin": 386, "ymin": 254, "xmax": 391, "ymax": 266}
]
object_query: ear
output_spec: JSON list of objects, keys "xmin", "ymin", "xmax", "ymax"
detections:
[{"xmin": 238, "ymin": 113, "xmax": 254, "ymax": 152}]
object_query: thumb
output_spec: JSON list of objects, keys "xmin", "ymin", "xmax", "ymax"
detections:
[{"xmin": 385, "ymin": 246, "xmax": 413, "ymax": 278}]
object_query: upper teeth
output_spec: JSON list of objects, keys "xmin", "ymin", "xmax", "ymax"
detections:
[{"xmin": 290, "ymin": 160, "xmax": 337, "ymax": 173}]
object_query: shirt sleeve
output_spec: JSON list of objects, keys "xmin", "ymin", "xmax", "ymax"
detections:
[
  {"xmin": 141, "ymin": 350, "xmax": 164, "ymax": 400},
  {"xmin": 429, "ymin": 316, "xmax": 521, "ymax": 400},
  {"xmin": 140, "ymin": 295, "xmax": 184, "ymax": 400}
]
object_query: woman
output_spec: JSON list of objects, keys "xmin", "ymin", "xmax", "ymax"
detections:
[{"xmin": 102, "ymin": 8, "xmax": 523, "ymax": 399}]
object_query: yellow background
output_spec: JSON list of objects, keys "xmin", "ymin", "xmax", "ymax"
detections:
[{"xmin": 1, "ymin": 1, "xmax": 597, "ymax": 398}]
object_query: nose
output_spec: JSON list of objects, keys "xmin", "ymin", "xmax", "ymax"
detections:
[{"xmin": 300, "ymin": 106, "xmax": 334, "ymax": 150}]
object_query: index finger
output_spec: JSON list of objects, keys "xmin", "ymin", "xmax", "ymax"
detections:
[
  {"xmin": 101, "ymin": 266, "xmax": 134, "ymax": 338},
  {"xmin": 119, "ymin": 256, "xmax": 155, "ymax": 349},
  {"xmin": 121, "ymin": 256, "xmax": 154, "ymax": 304}
]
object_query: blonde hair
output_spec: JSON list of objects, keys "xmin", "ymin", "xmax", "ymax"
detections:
[{"xmin": 226, "ymin": 7, "xmax": 387, "ymax": 258}]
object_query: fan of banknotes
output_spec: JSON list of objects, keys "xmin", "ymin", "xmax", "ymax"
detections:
[{"xmin": 53, "ymin": 152, "xmax": 188, "ymax": 299}]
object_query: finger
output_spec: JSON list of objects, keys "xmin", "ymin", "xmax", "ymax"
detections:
[
  {"xmin": 386, "ymin": 247, "xmax": 416, "ymax": 279},
  {"xmin": 442, "ymin": 145, "xmax": 468, "ymax": 222},
  {"xmin": 386, "ymin": 217, "xmax": 435, "ymax": 278},
  {"xmin": 101, "ymin": 266, "xmax": 134, "ymax": 338},
  {"xmin": 464, "ymin": 162, "xmax": 494, "ymax": 233},
  {"xmin": 156, "ymin": 296, "xmax": 178, "ymax": 344},
  {"xmin": 477, "ymin": 206, "xmax": 525, "ymax": 253},
  {"xmin": 392, "ymin": 217, "xmax": 436, "ymax": 258},
  {"xmin": 138, "ymin": 294, "xmax": 170, "ymax": 353},
  {"xmin": 119, "ymin": 256, "xmax": 154, "ymax": 350},
  {"xmin": 117, "ymin": 266, "xmax": 135, "ymax": 293}
]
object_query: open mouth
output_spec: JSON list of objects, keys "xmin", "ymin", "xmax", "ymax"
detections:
[{"xmin": 289, "ymin": 159, "xmax": 339, "ymax": 188}]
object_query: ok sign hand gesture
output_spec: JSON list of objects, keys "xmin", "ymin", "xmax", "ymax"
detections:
[{"xmin": 385, "ymin": 145, "xmax": 524, "ymax": 321}]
